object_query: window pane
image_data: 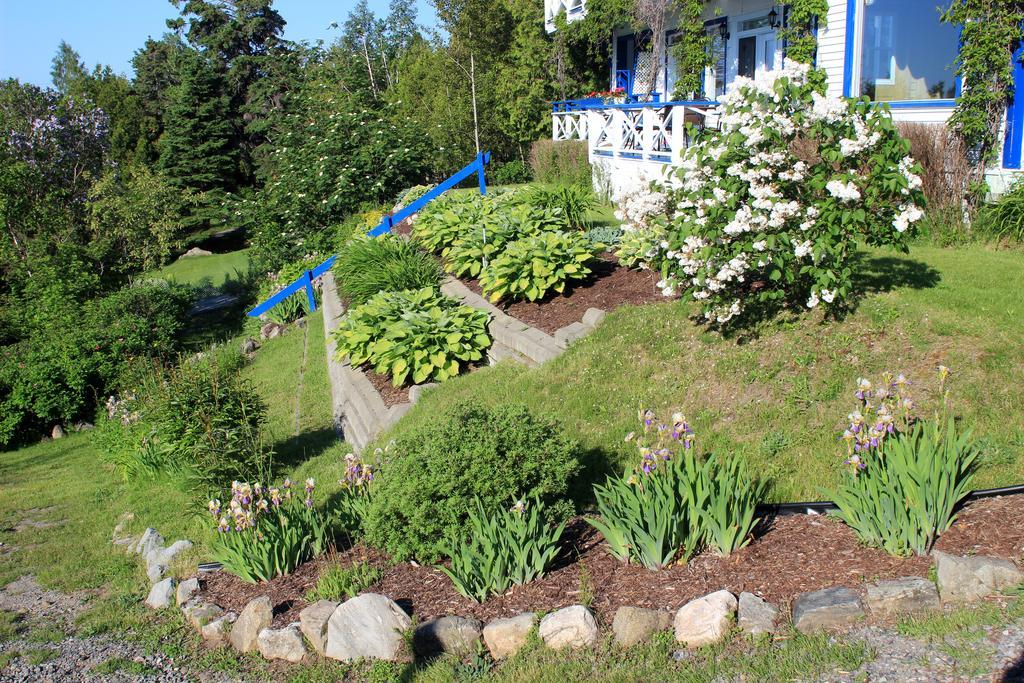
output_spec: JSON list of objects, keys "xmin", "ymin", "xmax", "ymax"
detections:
[{"xmin": 859, "ymin": 0, "xmax": 958, "ymax": 101}]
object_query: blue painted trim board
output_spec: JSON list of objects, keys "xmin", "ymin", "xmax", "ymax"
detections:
[{"xmin": 1004, "ymin": 42, "xmax": 1024, "ymax": 170}]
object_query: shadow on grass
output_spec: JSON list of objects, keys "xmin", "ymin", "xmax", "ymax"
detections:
[
  {"xmin": 271, "ymin": 427, "xmax": 341, "ymax": 473},
  {"xmin": 719, "ymin": 249, "xmax": 942, "ymax": 342}
]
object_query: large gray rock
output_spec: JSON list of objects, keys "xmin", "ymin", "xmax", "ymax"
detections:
[
  {"xmin": 230, "ymin": 596, "xmax": 273, "ymax": 653},
  {"xmin": 201, "ymin": 612, "xmax": 236, "ymax": 647},
  {"xmin": 674, "ymin": 590, "xmax": 737, "ymax": 648},
  {"xmin": 176, "ymin": 578, "xmax": 200, "ymax": 606},
  {"xmin": 51, "ymin": 425, "xmax": 65, "ymax": 439},
  {"xmin": 933, "ymin": 551, "xmax": 1024, "ymax": 604},
  {"xmin": 413, "ymin": 615, "xmax": 483, "ymax": 657},
  {"xmin": 483, "ymin": 613, "xmax": 536, "ymax": 660},
  {"xmin": 538, "ymin": 605, "xmax": 599, "ymax": 651},
  {"xmin": 148, "ymin": 540, "xmax": 193, "ymax": 570},
  {"xmin": 257, "ymin": 625, "xmax": 308, "ymax": 663},
  {"xmin": 183, "ymin": 601, "xmax": 224, "ymax": 631},
  {"xmin": 325, "ymin": 593, "xmax": 412, "ymax": 662},
  {"xmin": 299, "ymin": 600, "xmax": 338, "ymax": 656},
  {"xmin": 240, "ymin": 338, "xmax": 259, "ymax": 355},
  {"xmin": 792, "ymin": 587, "xmax": 864, "ymax": 632},
  {"xmin": 135, "ymin": 528, "xmax": 164, "ymax": 557},
  {"xmin": 738, "ymin": 592, "xmax": 779, "ymax": 636},
  {"xmin": 612, "ymin": 606, "xmax": 672, "ymax": 647},
  {"xmin": 865, "ymin": 577, "xmax": 940, "ymax": 618},
  {"xmin": 146, "ymin": 562, "xmax": 167, "ymax": 585},
  {"xmin": 145, "ymin": 578, "xmax": 175, "ymax": 610}
]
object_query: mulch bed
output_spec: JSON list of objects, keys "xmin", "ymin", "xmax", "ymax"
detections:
[
  {"xmin": 197, "ymin": 495, "xmax": 1024, "ymax": 629},
  {"xmin": 462, "ymin": 254, "xmax": 668, "ymax": 335},
  {"xmin": 364, "ymin": 368, "xmax": 410, "ymax": 408}
]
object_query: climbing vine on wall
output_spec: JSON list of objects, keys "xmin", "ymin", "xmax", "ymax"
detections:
[
  {"xmin": 669, "ymin": 0, "xmax": 710, "ymax": 99},
  {"xmin": 942, "ymin": 1, "xmax": 1024, "ymax": 172}
]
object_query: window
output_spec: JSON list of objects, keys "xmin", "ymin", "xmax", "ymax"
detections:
[
  {"xmin": 704, "ymin": 18, "xmax": 727, "ymax": 98},
  {"xmin": 856, "ymin": 0, "xmax": 958, "ymax": 102}
]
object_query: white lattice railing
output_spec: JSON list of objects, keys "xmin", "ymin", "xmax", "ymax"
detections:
[{"xmin": 552, "ymin": 102, "xmax": 720, "ymax": 165}]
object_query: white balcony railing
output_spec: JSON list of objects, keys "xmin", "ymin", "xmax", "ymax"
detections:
[
  {"xmin": 545, "ymin": 0, "xmax": 586, "ymax": 32},
  {"xmin": 552, "ymin": 101, "xmax": 720, "ymax": 166}
]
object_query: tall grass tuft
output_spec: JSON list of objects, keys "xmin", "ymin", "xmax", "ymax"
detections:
[
  {"xmin": 975, "ymin": 180, "xmax": 1024, "ymax": 243},
  {"xmin": 334, "ymin": 235, "xmax": 442, "ymax": 306}
]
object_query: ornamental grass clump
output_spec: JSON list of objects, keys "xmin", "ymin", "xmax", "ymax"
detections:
[
  {"xmin": 332, "ymin": 287, "xmax": 491, "ymax": 386},
  {"xmin": 588, "ymin": 410, "xmax": 763, "ymax": 570},
  {"xmin": 828, "ymin": 367, "xmax": 980, "ymax": 557},
  {"xmin": 334, "ymin": 235, "xmax": 442, "ymax": 306},
  {"xmin": 632, "ymin": 60, "xmax": 926, "ymax": 324},
  {"xmin": 440, "ymin": 497, "xmax": 566, "ymax": 602},
  {"xmin": 209, "ymin": 478, "xmax": 329, "ymax": 583}
]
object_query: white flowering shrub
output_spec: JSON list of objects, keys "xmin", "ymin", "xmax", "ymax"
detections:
[
  {"xmin": 652, "ymin": 60, "xmax": 926, "ymax": 324},
  {"xmin": 613, "ymin": 185, "xmax": 669, "ymax": 268}
]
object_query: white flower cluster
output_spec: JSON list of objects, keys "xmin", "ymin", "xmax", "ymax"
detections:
[{"xmin": 625, "ymin": 59, "xmax": 926, "ymax": 325}]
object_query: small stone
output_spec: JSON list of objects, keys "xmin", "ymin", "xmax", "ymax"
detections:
[
  {"xmin": 792, "ymin": 587, "xmax": 864, "ymax": 632},
  {"xmin": 413, "ymin": 616, "xmax": 483, "ymax": 657},
  {"xmin": 240, "ymin": 338, "xmax": 259, "ymax": 354},
  {"xmin": 257, "ymin": 625, "xmax": 308, "ymax": 663},
  {"xmin": 149, "ymin": 540, "xmax": 193, "ymax": 570},
  {"xmin": 147, "ymin": 563, "xmax": 167, "ymax": 585},
  {"xmin": 738, "ymin": 592, "xmax": 779, "ymax": 636},
  {"xmin": 612, "ymin": 606, "xmax": 672, "ymax": 647},
  {"xmin": 176, "ymin": 578, "xmax": 200, "ymax": 606},
  {"xmin": 183, "ymin": 602, "xmax": 224, "ymax": 631},
  {"xmin": 408, "ymin": 382, "xmax": 438, "ymax": 404},
  {"xmin": 201, "ymin": 612, "xmax": 236, "ymax": 647},
  {"xmin": 73, "ymin": 421, "xmax": 94, "ymax": 432},
  {"xmin": 325, "ymin": 593, "xmax": 412, "ymax": 662},
  {"xmin": 581, "ymin": 308, "xmax": 606, "ymax": 328},
  {"xmin": 299, "ymin": 600, "xmax": 338, "ymax": 656},
  {"xmin": 260, "ymin": 322, "xmax": 284, "ymax": 340},
  {"xmin": 51, "ymin": 425, "xmax": 65, "ymax": 439},
  {"xmin": 483, "ymin": 613, "xmax": 536, "ymax": 660},
  {"xmin": 674, "ymin": 590, "xmax": 737, "ymax": 647},
  {"xmin": 182, "ymin": 247, "xmax": 213, "ymax": 257},
  {"xmin": 230, "ymin": 596, "xmax": 273, "ymax": 653},
  {"xmin": 865, "ymin": 577, "xmax": 940, "ymax": 618},
  {"xmin": 145, "ymin": 578, "xmax": 176, "ymax": 610},
  {"xmin": 933, "ymin": 551, "xmax": 1024, "ymax": 604},
  {"xmin": 135, "ymin": 528, "xmax": 164, "ymax": 557},
  {"xmin": 538, "ymin": 605, "xmax": 599, "ymax": 651}
]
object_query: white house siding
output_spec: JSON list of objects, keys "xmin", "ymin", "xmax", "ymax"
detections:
[{"xmin": 817, "ymin": 0, "xmax": 846, "ymax": 98}]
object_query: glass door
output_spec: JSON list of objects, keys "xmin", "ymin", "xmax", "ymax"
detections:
[{"xmin": 734, "ymin": 12, "xmax": 780, "ymax": 81}]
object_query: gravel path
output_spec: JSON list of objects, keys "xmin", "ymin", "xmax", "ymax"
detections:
[{"xmin": 0, "ymin": 576, "xmax": 229, "ymax": 683}]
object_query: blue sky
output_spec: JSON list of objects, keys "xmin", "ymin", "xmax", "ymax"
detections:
[{"xmin": 0, "ymin": 0, "xmax": 437, "ymax": 88}]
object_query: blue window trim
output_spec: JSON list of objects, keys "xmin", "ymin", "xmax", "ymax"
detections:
[
  {"xmin": 843, "ymin": 0, "xmax": 961, "ymax": 104},
  {"xmin": 1003, "ymin": 41, "xmax": 1024, "ymax": 170}
]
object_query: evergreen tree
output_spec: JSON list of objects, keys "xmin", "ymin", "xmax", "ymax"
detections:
[
  {"xmin": 495, "ymin": 0, "xmax": 555, "ymax": 158},
  {"xmin": 158, "ymin": 49, "xmax": 236, "ymax": 193}
]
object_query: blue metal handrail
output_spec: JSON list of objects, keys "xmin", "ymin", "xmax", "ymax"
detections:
[
  {"xmin": 552, "ymin": 98, "xmax": 720, "ymax": 113},
  {"xmin": 247, "ymin": 151, "xmax": 491, "ymax": 318}
]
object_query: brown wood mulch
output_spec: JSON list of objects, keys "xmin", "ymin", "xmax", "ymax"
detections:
[
  {"xmin": 462, "ymin": 254, "xmax": 668, "ymax": 335},
  {"xmin": 196, "ymin": 495, "xmax": 1024, "ymax": 629},
  {"xmin": 363, "ymin": 368, "xmax": 410, "ymax": 408}
]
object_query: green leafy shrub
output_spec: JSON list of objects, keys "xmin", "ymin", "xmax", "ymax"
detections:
[
  {"xmin": 364, "ymin": 403, "xmax": 581, "ymax": 563},
  {"xmin": 828, "ymin": 370, "xmax": 980, "ymax": 556},
  {"xmin": 256, "ymin": 256, "xmax": 323, "ymax": 324},
  {"xmin": 588, "ymin": 410, "xmax": 763, "ymax": 569},
  {"xmin": 440, "ymin": 497, "xmax": 565, "ymax": 602},
  {"xmin": 524, "ymin": 184, "xmax": 595, "ymax": 230},
  {"xmin": 975, "ymin": 180, "xmax": 1024, "ymax": 242},
  {"xmin": 587, "ymin": 225, "xmax": 622, "ymax": 249},
  {"xmin": 208, "ymin": 479, "xmax": 329, "ymax": 583},
  {"xmin": 394, "ymin": 184, "xmax": 435, "ymax": 210},
  {"xmin": 305, "ymin": 561, "xmax": 381, "ymax": 602},
  {"xmin": 480, "ymin": 231, "xmax": 601, "ymax": 302},
  {"xmin": 334, "ymin": 236, "xmax": 442, "ymax": 306},
  {"xmin": 490, "ymin": 159, "xmax": 531, "ymax": 185},
  {"xmin": 412, "ymin": 193, "xmax": 506, "ymax": 253},
  {"xmin": 332, "ymin": 288, "xmax": 491, "ymax": 386},
  {"xmin": 99, "ymin": 348, "xmax": 270, "ymax": 484},
  {"xmin": 529, "ymin": 139, "xmax": 591, "ymax": 186}
]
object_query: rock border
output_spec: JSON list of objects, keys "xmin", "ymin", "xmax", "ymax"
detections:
[
  {"xmin": 321, "ymin": 271, "xmax": 412, "ymax": 452},
  {"xmin": 440, "ymin": 277, "xmax": 605, "ymax": 367}
]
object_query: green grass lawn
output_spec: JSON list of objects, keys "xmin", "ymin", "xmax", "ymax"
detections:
[
  {"xmin": 380, "ymin": 243, "xmax": 1024, "ymax": 501},
  {"xmin": 149, "ymin": 248, "xmax": 251, "ymax": 288}
]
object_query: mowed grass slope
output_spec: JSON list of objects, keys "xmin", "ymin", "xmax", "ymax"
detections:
[
  {"xmin": 382, "ymin": 244, "xmax": 1024, "ymax": 501},
  {"xmin": 149, "ymin": 248, "xmax": 251, "ymax": 287}
]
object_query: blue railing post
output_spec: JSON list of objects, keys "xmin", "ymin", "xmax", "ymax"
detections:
[
  {"xmin": 303, "ymin": 270, "xmax": 316, "ymax": 312},
  {"xmin": 477, "ymin": 151, "xmax": 488, "ymax": 196}
]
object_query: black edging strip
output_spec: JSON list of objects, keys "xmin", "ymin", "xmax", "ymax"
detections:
[{"xmin": 758, "ymin": 484, "xmax": 1024, "ymax": 517}]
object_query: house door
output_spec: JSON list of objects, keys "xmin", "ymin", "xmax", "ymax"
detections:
[{"xmin": 735, "ymin": 13, "xmax": 780, "ymax": 80}]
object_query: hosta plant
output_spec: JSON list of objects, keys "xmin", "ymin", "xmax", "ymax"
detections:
[
  {"xmin": 412, "ymin": 193, "xmax": 505, "ymax": 253},
  {"xmin": 208, "ymin": 478, "xmax": 329, "ymax": 583},
  {"xmin": 332, "ymin": 287, "xmax": 491, "ymax": 386},
  {"xmin": 646, "ymin": 60, "xmax": 926, "ymax": 324},
  {"xmin": 442, "ymin": 220, "xmax": 522, "ymax": 278},
  {"xmin": 440, "ymin": 497, "xmax": 566, "ymax": 602},
  {"xmin": 828, "ymin": 368, "xmax": 980, "ymax": 556},
  {"xmin": 587, "ymin": 410, "xmax": 762, "ymax": 569},
  {"xmin": 480, "ymin": 231, "xmax": 601, "ymax": 302}
]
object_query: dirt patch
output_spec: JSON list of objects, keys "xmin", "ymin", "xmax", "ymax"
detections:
[
  {"xmin": 462, "ymin": 255, "xmax": 668, "ymax": 335},
  {"xmin": 364, "ymin": 368, "xmax": 410, "ymax": 408},
  {"xmin": 196, "ymin": 496, "xmax": 1023, "ymax": 628}
]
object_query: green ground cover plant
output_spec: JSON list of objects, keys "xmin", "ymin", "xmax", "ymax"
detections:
[
  {"xmin": 441, "ymin": 497, "xmax": 565, "ymax": 602},
  {"xmin": 332, "ymin": 287, "xmax": 491, "ymax": 386},
  {"xmin": 364, "ymin": 403, "xmax": 580, "ymax": 563},
  {"xmin": 334, "ymin": 236, "xmax": 442, "ymax": 306},
  {"xmin": 305, "ymin": 561, "xmax": 382, "ymax": 602}
]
